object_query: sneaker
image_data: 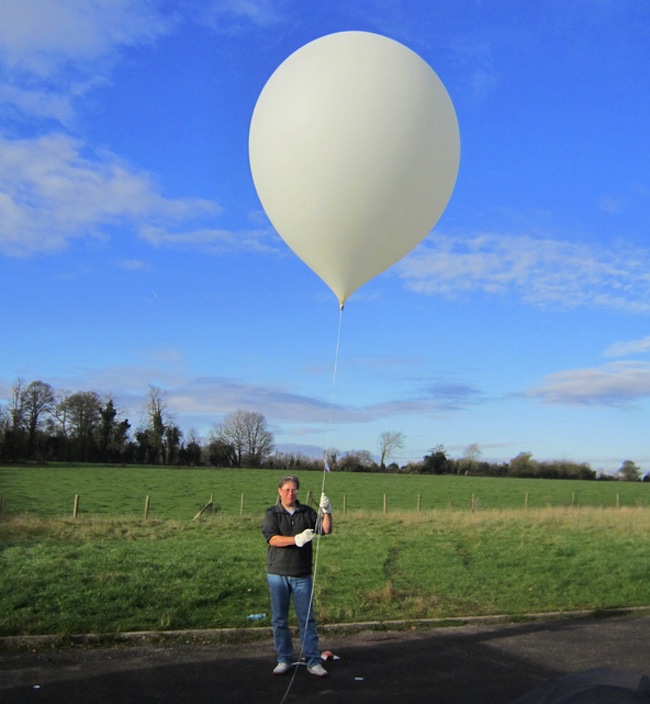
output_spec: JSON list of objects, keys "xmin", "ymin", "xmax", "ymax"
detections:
[
  {"xmin": 273, "ymin": 662, "xmax": 292, "ymax": 676},
  {"xmin": 307, "ymin": 663, "xmax": 328, "ymax": 677}
]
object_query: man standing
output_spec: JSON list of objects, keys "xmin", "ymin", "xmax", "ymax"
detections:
[{"xmin": 262, "ymin": 475, "xmax": 333, "ymax": 677}]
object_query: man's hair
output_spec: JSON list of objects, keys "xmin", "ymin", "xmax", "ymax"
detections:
[{"xmin": 278, "ymin": 475, "xmax": 300, "ymax": 489}]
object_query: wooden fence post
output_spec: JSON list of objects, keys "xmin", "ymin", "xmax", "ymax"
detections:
[
  {"xmin": 417, "ymin": 494, "xmax": 421, "ymax": 512},
  {"xmin": 73, "ymin": 494, "xmax": 80, "ymax": 519},
  {"xmin": 240, "ymin": 493, "xmax": 245, "ymax": 517},
  {"xmin": 572, "ymin": 491, "xmax": 576, "ymax": 507},
  {"xmin": 342, "ymin": 494, "xmax": 347, "ymax": 515},
  {"xmin": 525, "ymin": 492, "xmax": 529, "ymax": 511},
  {"xmin": 144, "ymin": 495, "xmax": 150, "ymax": 520},
  {"xmin": 192, "ymin": 496, "xmax": 214, "ymax": 521},
  {"xmin": 616, "ymin": 493, "xmax": 621, "ymax": 508},
  {"xmin": 383, "ymin": 494, "xmax": 387, "ymax": 514}
]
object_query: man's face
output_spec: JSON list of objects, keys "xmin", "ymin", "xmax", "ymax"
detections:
[{"xmin": 278, "ymin": 481, "xmax": 298, "ymax": 509}]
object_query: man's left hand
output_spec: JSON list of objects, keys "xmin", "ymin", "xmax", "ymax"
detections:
[{"xmin": 319, "ymin": 493, "xmax": 332, "ymax": 514}]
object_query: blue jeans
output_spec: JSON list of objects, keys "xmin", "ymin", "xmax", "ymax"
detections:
[{"xmin": 267, "ymin": 573, "xmax": 320, "ymax": 666}]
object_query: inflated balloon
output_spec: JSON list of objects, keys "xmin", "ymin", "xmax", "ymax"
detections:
[{"xmin": 249, "ymin": 31, "xmax": 460, "ymax": 308}]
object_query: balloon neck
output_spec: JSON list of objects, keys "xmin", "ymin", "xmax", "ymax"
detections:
[{"xmin": 339, "ymin": 299, "xmax": 345, "ymax": 311}]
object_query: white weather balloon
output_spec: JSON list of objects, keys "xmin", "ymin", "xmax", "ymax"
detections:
[{"xmin": 249, "ymin": 31, "xmax": 460, "ymax": 307}]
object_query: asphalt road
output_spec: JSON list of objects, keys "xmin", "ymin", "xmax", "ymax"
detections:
[{"xmin": 1, "ymin": 612, "xmax": 649, "ymax": 703}]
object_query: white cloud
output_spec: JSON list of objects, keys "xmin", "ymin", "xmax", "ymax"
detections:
[
  {"xmin": 163, "ymin": 374, "xmax": 482, "ymax": 429},
  {"xmin": 139, "ymin": 225, "xmax": 277, "ymax": 255},
  {"xmin": 169, "ymin": 377, "xmax": 335, "ymax": 422},
  {"xmin": 422, "ymin": 380, "xmax": 484, "ymax": 410},
  {"xmin": 0, "ymin": 133, "xmax": 219, "ymax": 256},
  {"xmin": 598, "ymin": 195, "xmax": 627, "ymax": 214},
  {"xmin": 454, "ymin": 37, "xmax": 500, "ymax": 100},
  {"xmin": 0, "ymin": 3, "xmax": 217, "ymax": 258},
  {"xmin": 45, "ymin": 362, "xmax": 478, "ymax": 438},
  {"xmin": 0, "ymin": 0, "xmax": 176, "ymax": 123},
  {"xmin": 527, "ymin": 361, "xmax": 650, "ymax": 406},
  {"xmin": 116, "ymin": 258, "xmax": 151, "ymax": 271},
  {"xmin": 397, "ymin": 232, "xmax": 650, "ymax": 313},
  {"xmin": 198, "ymin": 0, "xmax": 286, "ymax": 31},
  {"xmin": 604, "ymin": 336, "xmax": 650, "ymax": 358},
  {"xmin": 0, "ymin": 0, "xmax": 173, "ymax": 77},
  {"xmin": 0, "ymin": 82, "xmax": 78, "ymax": 124}
]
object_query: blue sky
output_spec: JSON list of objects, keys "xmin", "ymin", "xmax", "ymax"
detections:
[{"xmin": 1, "ymin": 1, "xmax": 649, "ymax": 472}]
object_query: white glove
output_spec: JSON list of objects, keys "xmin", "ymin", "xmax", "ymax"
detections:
[
  {"xmin": 319, "ymin": 493, "xmax": 332, "ymax": 514},
  {"xmin": 294, "ymin": 529, "xmax": 314, "ymax": 547}
]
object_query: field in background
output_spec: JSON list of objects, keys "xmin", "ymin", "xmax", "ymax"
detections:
[
  {"xmin": 1, "ymin": 465, "xmax": 648, "ymax": 520},
  {"xmin": 1, "ymin": 508, "xmax": 650, "ymax": 637},
  {"xmin": 2, "ymin": 466, "xmax": 649, "ymax": 639}
]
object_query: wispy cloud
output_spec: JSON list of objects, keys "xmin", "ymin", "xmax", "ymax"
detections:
[
  {"xmin": 0, "ymin": 4, "xmax": 282, "ymax": 260},
  {"xmin": 0, "ymin": 134, "xmax": 220, "ymax": 256},
  {"xmin": 598, "ymin": 195, "xmax": 627, "ymax": 214},
  {"xmin": 527, "ymin": 361, "xmax": 650, "ymax": 406},
  {"xmin": 116, "ymin": 258, "xmax": 150, "ymax": 271},
  {"xmin": 43, "ymin": 359, "xmax": 483, "ymax": 438},
  {"xmin": 169, "ymin": 376, "xmax": 335, "ymax": 423},
  {"xmin": 397, "ymin": 233, "xmax": 650, "ymax": 313},
  {"xmin": 452, "ymin": 36, "xmax": 500, "ymax": 100},
  {"xmin": 168, "ymin": 373, "xmax": 484, "ymax": 426},
  {"xmin": 0, "ymin": 0, "xmax": 175, "ymax": 122},
  {"xmin": 0, "ymin": 0, "xmax": 172, "ymax": 75},
  {"xmin": 422, "ymin": 380, "xmax": 484, "ymax": 411},
  {"xmin": 139, "ymin": 225, "xmax": 278, "ymax": 255},
  {"xmin": 198, "ymin": 0, "xmax": 287, "ymax": 31},
  {"xmin": 604, "ymin": 336, "xmax": 650, "ymax": 358}
]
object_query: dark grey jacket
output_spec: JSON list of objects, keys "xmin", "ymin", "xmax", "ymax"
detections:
[{"xmin": 262, "ymin": 502, "xmax": 319, "ymax": 577}]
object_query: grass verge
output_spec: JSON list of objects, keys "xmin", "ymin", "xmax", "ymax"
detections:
[{"xmin": 2, "ymin": 507, "xmax": 649, "ymax": 639}]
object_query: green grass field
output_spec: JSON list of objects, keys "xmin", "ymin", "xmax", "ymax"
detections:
[
  {"xmin": 1, "ymin": 466, "xmax": 649, "ymax": 639},
  {"xmin": 1, "ymin": 465, "xmax": 648, "ymax": 519}
]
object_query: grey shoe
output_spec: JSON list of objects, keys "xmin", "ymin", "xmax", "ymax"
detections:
[
  {"xmin": 273, "ymin": 662, "xmax": 292, "ymax": 675},
  {"xmin": 307, "ymin": 662, "xmax": 328, "ymax": 677}
]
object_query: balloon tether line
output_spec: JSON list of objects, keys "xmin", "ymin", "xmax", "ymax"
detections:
[{"xmin": 278, "ymin": 303, "xmax": 344, "ymax": 704}]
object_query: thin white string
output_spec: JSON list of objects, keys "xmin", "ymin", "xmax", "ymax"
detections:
[{"xmin": 279, "ymin": 305, "xmax": 344, "ymax": 703}]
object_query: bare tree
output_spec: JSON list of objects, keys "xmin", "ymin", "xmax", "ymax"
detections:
[
  {"xmin": 21, "ymin": 380, "xmax": 55, "ymax": 458},
  {"xmin": 459, "ymin": 443, "xmax": 482, "ymax": 474},
  {"xmin": 378, "ymin": 430, "xmax": 405, "ymax": 469},
  {"xmin": 9, "ymin": 378, "xmax": 25, "ymax": 432},
  {"xmin": 52, "ymin": 389, "xmax": 71, "ymax": 440},
  {"xmin": 0, "ymin": 405, "xmax": 9, "ymax": 441},
  {"xmin": 3, "ymin": 379, "xmax": 27, "ymax": 459},
  {"xmin": 144, "ymin": 385, "xmax": 168, "ymax": 464},
  {"xmin": 212, "ymin": 409, "xmax": 273, "ymax": 467}
]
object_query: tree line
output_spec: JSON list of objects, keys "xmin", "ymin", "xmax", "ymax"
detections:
[
  {"xmin": 0, "ymin": 379, "xmax": 256, "ymax": 467},
  {"xmin": 0, "ymin": 379, "xmax": 646, "ymax": 480}
]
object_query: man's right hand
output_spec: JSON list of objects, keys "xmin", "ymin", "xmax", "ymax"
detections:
[{"xmin": 294, "ymin": 529, "xmax": 314, "ymax": 547}]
